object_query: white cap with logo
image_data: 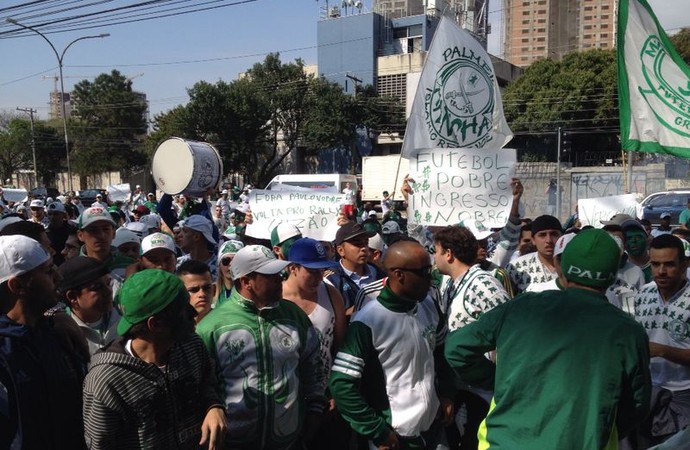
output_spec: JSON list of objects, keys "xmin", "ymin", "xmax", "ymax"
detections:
[
  {"xmin": 230, "ymin": 245, "xmax": 290, "ymax": 280},
  {"xmin": 0, "ymin": 235, "xmax": 50, "ymax": 284}
]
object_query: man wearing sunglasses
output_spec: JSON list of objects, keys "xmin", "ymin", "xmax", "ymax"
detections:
[
  {"xmin": 196, "ymin": 245, "xmax": 325, "ymax": 449},
  {"xmin": 59, "ymin": 256, "xmax": 118, "ymax": 356},
  {"xmin": 330, "ymin": 240, "xmax": 453, "ymax": 450}
]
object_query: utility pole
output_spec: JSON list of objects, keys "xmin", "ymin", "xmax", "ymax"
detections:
[
  {"xmin": 556, "ymin": 126, "xmax": 562, "ymax": 221},
  {"xmin": 345, "ymin": 73, "xmax": 362, "ymax": 96},
  {"xmin": 16, "ymin": 107, "xmax": 37, "ymax": 189}
]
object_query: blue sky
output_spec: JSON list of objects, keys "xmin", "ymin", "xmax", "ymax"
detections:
[{"xmin": 0, "ymin": 0, "xmax": 686, "ymax": 121}]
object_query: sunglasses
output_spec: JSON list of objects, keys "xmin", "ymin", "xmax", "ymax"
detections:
[
  {"xmin": 221, "ymin": 257, "xmax": 233, "ymax": 266},
  {"xmin": 391, "ymin": 265, "xmax": 433, "ymax": 277},
  {"xmin": 187, "ymin": 283, "xmax": 213, "ymax": 294}
]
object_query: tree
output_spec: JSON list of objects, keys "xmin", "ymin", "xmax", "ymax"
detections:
[
  {"xmin": 70, "ymin": 70, "xmax": 148, "ymax": 179},
  {"xmin": 502, "ymin": 49, "xmax": 619, "ymax": 162},
  {"xmin": 503, "ymin": 49, "xmax": 617, "ymax": 132},
  {"xmin": 670, "ymin": 27, "xmax": 690, "ymax": 66},
  {"xmin": 0, "ymin": 113, "xmax": 32, "ymax": 184}
]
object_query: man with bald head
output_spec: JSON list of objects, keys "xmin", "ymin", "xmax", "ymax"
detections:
[{"xmin": 330, "ymin": 240, "xmax": 453, "ymax": 449}]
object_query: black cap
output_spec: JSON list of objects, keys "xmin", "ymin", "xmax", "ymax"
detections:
[
  {"xmin": 530, "ymin": 215, "xmax": 563, "ymax": 235},
  {"xmin": 58, "ymin": 256, "xmax": 108, "ymax": 293},
  {"xmin": 334, "ymin": 222, "xmax": 375, "ymax": 246}
]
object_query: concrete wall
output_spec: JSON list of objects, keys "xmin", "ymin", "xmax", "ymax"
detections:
[{"xmin": 516, "ymin": 162, "xmax": 667, "ymax": 222}]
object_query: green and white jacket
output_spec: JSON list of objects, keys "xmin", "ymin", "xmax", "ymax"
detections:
[
  {"xmin": 195, "ymin": 289, "xmax": 325, "ymax": 450},
  {"xmin": 330, "ymin": 284, "xmax": 451, "ymax": 446}
]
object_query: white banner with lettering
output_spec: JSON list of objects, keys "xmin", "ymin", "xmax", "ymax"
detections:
[
  {"xmin": 407, "ymin": 148, "xmax": 516, "ymax": 228},
  {"xmin": 578, "ymin": 194, "xmax": 641, "ymax": 227},
  {"xmin": 246, "ymin": 189, "xmax": 346, "ymax": 241},
  {"xmin": 107, "ymin": 184, "xmax": 131, "ymax": 203}
]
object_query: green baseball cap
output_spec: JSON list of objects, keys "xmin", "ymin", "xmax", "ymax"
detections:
[
  {"xmin": 561, "ymin": 229, "xmax": 620, "ymax": 289},
  {"xmin": 117, "ymin": 269, "xmax": 189, "ymax": 335}
]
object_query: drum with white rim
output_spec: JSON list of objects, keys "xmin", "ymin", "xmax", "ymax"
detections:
[{"xmin": 152, "ymin": 137, "xmax": 223, "ymax": 197}]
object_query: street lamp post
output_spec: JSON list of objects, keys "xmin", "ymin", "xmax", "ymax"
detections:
[{"xmin": 6, "ymin": 18, "xmax": 109, "ymax": 192}]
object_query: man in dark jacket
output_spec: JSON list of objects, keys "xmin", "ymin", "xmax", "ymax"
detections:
[
  {"xmin": 82, "ymin": 269, "xmax": 227, "ymax": 450},
  {"xmin": 0, "ymin": 235, "xmax": 87, "ymax": 449}
]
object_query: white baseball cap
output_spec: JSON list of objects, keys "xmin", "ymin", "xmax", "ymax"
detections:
[
  {"xmin": 554, "ymin": 233, "xmax": 577, "ymax": 258},
  {"xmin": 112, "ymin": 228, "xmax": 141, "ymax": 249},
  {"xmin": 184, "ymin": 215, "xmax": 217, "ymax": 245},
  {"xmin": 221, "ymin": 189, "xmax": 229, "ymax": 195},
  {"xmin": 29, "ymin": 199, "xmax": 44, "ymax": 209},
  {"xmin": 230, "ymin": 245, "xmax": 290, "ymax": 280},
  {"xmin": 0, "ymin": 235, "xmax": 50, "ymax": 284},
  {"xmin": 77, "ymin": 206, "xmax": 116, "ymax": 230},
  {"xmin": 368, "ymin": 233, "xmax": 386, "ymax": 252},
  {"xmin": 138, "ymin": 214, "xmax": 161, "ymax": 230},
  {"xmin": 46, "ymin": 202, "xmax": 66, "ymax": 214},
  {"xmin": 124, "ymin": 221, "xmax": 149, "ymax": 238},
  {"xmin": 141, "ymin": 232, "xmax": 175, "ymax": 256}
]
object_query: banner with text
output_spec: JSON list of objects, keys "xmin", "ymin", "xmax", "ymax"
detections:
[
  {"xmin": 107, "ymin": 184, "xmax": 131, "ymax": 203},
  {"xmin": 246, "ymin": 189, "xmax": 346, "ymax": 241},
  {"xmin": 408, "ymin": 147, "xmax": 516, "ymax": 227},
  {"xmin": 578, "ymin": 194, "xmax": 641, "ymax": 227},
  {"xmin": 2, "ymin": 188, "xmax": 28, "ymax": 203}
]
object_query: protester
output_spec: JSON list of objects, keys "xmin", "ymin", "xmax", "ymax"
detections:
[
  {"xmin": 58, "ymin": 256, "xmax": 119, "ymax": 356},
  {"xmin": 0, "ymin": 219, "xmax": 56, "ymax": 260},
  {"xmin": 144, "ymin": 192, "xmax": 158, "ymax": 211},
  {"xmin": 342, "ymin": 181, "xmax": 356, "ymax": 219},
  {"xmin": 634, "ymin": 234, "xmax": 690, "ymax": 446},
  {"xmin": 680, "ymin": 198, "xmax": 690, "ymax": 229},
  {"xmin": 46, "ymin": 201, "xmax": 71, "ymax": 266},
  {"xmin": 77, "ymin": 206, "xmax": 134, "ymax": 290},
  {"xmin": 140, "ymin": 232, "xmax": 177, "ymax": 273},
  {"xmin": 381, "ymin": 220, "xmax": 403, "ymax": 245},
  {"xmin": 326, "ymin": 222, "xmax": 382, "ymax": 312},
  {"xmin": 29, "ymin": 198, "xmax": 49, "ymax": 228},
  {"xmin": 380, "ymin": 190, "xmax": 392, "ymax": 216},
  {"xmin": 216, "ymin": 189, "xmax": 232, "ymax": 220},
  {"xmin": 177, "ymin": 260, "xmax": 214, "ymax": 324},
  {"xmin": 283, "ymin": 238, "xmax": 346, "ymax": 385},
  {"xmin": 367, "ymin": 232, "xmax": 386, "ymax": 273},
  {"xmin": 271, "ymin": 222, "xmax": 302, "ymax": 260},
  {"xmin": 651, "ymin": 212, "xmax": 673, "ymax": 237},
  {"xmin": 62, "ymin": 226, "xmax": 82, "ymax": 262},
  {"xmin": 82, "ymin": 269, "xmax": 226, "ymax": 449},
  {"xmin": 177, "ymin": 215, "xmax": 218, "ymax": 281},
  {"xmin": 92, "ymin": 194, "xmax": 108, "ymax": 209},
  {"xmin": 506, "ymin": 215, "xmax": 562, "ymax": 293},
  {"xmin": 112, "ymin": 228, "xmax": 142, "ymax": 260},
  {"xmin": 213, "ymin": 239, "xmax": 244, "ymax": 307},
  {"xmin": 196, "ymin": 245, "xmax": 325, "ymax": 449},
  {"xmin": 0, "ymin": 235, "xmax": 87, "ymax": 449},
  {"xmin": 330, "ymin": 240, "xmax": 453, "ymax": 449},
  {"xmin": 445, "ymin": 229, "xmax": 651, "ymax": 448}
]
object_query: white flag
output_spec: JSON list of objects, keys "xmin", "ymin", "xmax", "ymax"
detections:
[
  {"xmin": 618, "ymin": 0, "xmax": 690, "ymax": 157},
  {"xmin": 400, "ymin": 16, "xmax": 513, "ymax": 158}
]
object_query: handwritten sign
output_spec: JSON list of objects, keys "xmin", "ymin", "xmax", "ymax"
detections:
[
  {"xmin": 245, "ymin": 189, "xmax": 346, "ymax": 241},
  {"xmin": 408, "ymin": 148, "xmax": 516, "ymax": 227},
  {"xmin": 578, "ymin": 194, "xmax": 641, "ymax": 227},
  {"xmin": 1, "ymin": 188, "xmax": 28, "ymax": 203},
  {"xmin": 107, "ymin": 184, "xmax": 131, "ymax": 203}
]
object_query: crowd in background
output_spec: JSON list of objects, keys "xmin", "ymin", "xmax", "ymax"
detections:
[{"xmin": 0, "ymin": 178, "xmax": 688, "ymax": 450}]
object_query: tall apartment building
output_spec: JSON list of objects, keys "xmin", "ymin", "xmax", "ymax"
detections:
[{"xmin": 503, "ymin": 0, "xmax": 616, "ymax": 67}]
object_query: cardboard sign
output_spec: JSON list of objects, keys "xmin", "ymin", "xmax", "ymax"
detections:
[
  {"xmin": 245, "ymin": 189, "xmax": 346, "ymax": 241},
  {"xmin": 107, "ymin": 184, "xmax": 131, "ymax": 203},
  {"xmin": 578, "ymin": 194, "xmax": 641, "ymax": 227},
  {"xmin": 407, "ymin": 148, "xmax": 516, "ymax": 227},
  {"xmin": 2, "ymin": 188, "xmax": 28, "ymax": 203}
]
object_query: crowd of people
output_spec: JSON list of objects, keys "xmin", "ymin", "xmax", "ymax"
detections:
[{"xmin": 0, "ymin": 177, "xmax": 688, "ymax": 449}]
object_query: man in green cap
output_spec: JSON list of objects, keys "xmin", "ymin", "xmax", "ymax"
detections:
[
  {"xmin": 82, "ymin": 269, "xmax": 227, "ymax": 450},
  {"xmin": 445, "ymin": 229, "xmax": 651, "ymax": 449}
]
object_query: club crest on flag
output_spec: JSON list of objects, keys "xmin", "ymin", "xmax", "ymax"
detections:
[
  {"xmin": 426, "ymin": 46, "xmax": 495, "ymax": 148},
  {"xmin": 401, "ymin": 16, "xmax": 513, "ymax": 158},
  {"xmin": 618, "ymin": 0, "xmax": 690, "ymax": 157},
  {"xmin": 638, "ymin": 36, "xmax": 690, "ymax": 138}
]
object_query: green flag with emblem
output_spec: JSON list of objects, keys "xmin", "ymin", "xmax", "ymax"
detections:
[{"xmin": 618, "ymin": 0, "xmax": 690, "ymax": 157}]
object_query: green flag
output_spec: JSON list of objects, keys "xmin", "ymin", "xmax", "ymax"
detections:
[{"xmin": 618, "ymin": 0, "xmax": 690, "ymax": 157}]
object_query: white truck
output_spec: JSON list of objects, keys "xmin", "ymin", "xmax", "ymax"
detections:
[{"xmin": 361, "ymin": 155, "xmax": 410, "ymax": 203}]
